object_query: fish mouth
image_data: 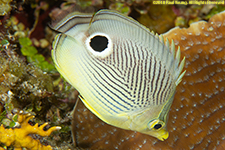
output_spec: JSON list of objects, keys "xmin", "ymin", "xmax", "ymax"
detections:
[{"xmin": 158, "ymin": 131, "xmax": 169, "ymax": 141}]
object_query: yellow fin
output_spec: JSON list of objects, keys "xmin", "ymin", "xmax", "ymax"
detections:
[{"xmin": 79, "ymin": 96, "xmax": 110, "ymax": 124}]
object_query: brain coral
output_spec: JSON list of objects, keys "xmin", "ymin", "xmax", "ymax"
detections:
[{"xmin": 71, "ymin": 11, "xmax": 225, "ymax": 150}]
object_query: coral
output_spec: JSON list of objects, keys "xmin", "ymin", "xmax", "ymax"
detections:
[
  {"xmin": 137, "ymin": 4, "xmax": 176, "ymax": 34},
  {"xmin": 71, "ymin": 10, "xmax": 225, "ymax": 150},
  {"xmin": 0, "ymin": 44, "xmax": 74, "ymax": 149},
  {"xmin": 0, "ymin": 49, "xmax": 55, "ymax": 114},
  {"xmin": 0, "ymin": 12, "xmax": 75, "ymax": 149},
  {"xmin": 0, "ymin": 111, "xmax": 61, "ymax": 150},
  {"xmin": 0, "ymin": 0, "xmax": 77, "ymax": 149},
  {"xmin": 0, "ymin": 0, "xmax": 12, "ymax": 16}
]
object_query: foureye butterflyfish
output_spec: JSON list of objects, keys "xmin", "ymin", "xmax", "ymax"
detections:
[{"xmin": 51, "ymin": 9, "xmax": 186, "ymax": 141}]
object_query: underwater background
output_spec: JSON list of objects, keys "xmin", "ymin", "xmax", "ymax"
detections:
[{"xmin": 0, "ymin": 0, "xmax": 225, "ymax": 149}]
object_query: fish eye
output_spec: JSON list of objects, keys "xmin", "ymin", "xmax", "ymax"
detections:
[
  {"xmin": 148, "ymin": 119, "xmax": 165, "ymax": 131},
  {"xmin": 86, "ymin": 32, "xmax": 113, "ymax": 58},
  {"xmin": 90, "ymin": 35, "xmax": 108, "ymax": 52},
  {"xmin": 154, "ymin": 123, "xmax": 162, "ymax": 130}
]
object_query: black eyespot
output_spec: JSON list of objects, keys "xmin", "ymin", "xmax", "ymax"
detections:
[
  {"xmin": 154, "ymin": 124, "xmax": 162, "ymax": 130},
  {"xmin": 90, "ymin": 35, "xmax": 108, "ymax": 52}
]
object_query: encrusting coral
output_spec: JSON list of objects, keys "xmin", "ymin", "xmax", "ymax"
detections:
[
  {"xmin": 71, "ymin": 10, "xmax": 225, "ymax": 150},
  {"xmin": 0, "ymin": 111, "xmax": 61, "ymax": 150},
  {"xmin": 0, "ymin": 3, "xmax": 74, "ymax": 148},
  {"xmin": 0, "ymin": 0, "xmax": 12, "ymax": 16}
]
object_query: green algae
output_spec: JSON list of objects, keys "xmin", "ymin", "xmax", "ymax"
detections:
[
  {"xmin": 0, "ymin": 39, "xmax": 10, "ymax": 51},
  {"xmin": 175, "ymin": 16, "xmax": 187, "ymax": 27},
  {"xmin": 18, "ymin": 37, "xmax": 56, "ymax": 73},
  {"xmin": 109, "ymin": 2, "xmax": 130, "ymax": 15},
  {"xmin": 205, "ymin": 4, "xmax": 225, "ymax": 19}
]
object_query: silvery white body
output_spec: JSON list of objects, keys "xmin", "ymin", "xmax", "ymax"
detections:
[{"xmin": 52, "ymin": 10, "xmax": 185, "ymax": 140}]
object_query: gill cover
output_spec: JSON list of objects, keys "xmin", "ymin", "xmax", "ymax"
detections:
[{"xmin": 51, "ymin": 9, "xmax": 186, "ymax": 141}]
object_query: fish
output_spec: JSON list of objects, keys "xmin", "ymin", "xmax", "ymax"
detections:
[{"xmin": 51, "ymin": 9, "xmax": 186, "ymax": 141}]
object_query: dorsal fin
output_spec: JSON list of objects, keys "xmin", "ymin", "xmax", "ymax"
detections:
[{"xmin": 51, "ymin": 11, "xmax": 93, "ymax": 33}]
